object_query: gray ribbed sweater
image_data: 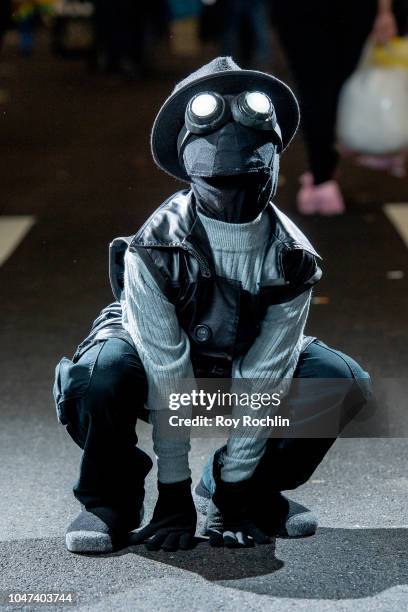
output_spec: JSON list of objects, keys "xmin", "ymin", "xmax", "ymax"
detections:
[{"xmin": 122, "ymin": 209, "xmax": 311, "ymax": 483}]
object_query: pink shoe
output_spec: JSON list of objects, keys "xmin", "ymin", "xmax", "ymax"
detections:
[
  {"xmin": 296, "ymin": 173, "xmax": 318, "ymax": 215},
  {"xmin": 314, "ymin": 180, "xmax": 346, "ymax": 216}
]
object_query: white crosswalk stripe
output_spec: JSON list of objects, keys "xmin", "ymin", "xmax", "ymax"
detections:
[
  {"xmin": 384, "ymin": 203, "xmax": 408, "ymax": 249},
  {"xmin": 0, "ymin": 216, "xmax": 36, "ymax": 266}
]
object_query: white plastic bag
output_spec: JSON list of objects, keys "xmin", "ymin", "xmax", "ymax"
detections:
[{"xmin": 337, "ymin": 40, "xmax": 408, "ymax": 156}]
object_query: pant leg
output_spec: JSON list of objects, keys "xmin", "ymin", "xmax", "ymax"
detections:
[
  {"xmin": 200, "ymin": 339, "xmax": 370, "ymax": 495},
  {"xmin": 246, "ymin": 0, "xmax": 271, "ymax": 66},
  {"xmin": 274, "ymin": 0, "xmax": 377, "ymax": 184},
  {"xmin": 54, "ymin": 337, "xmax": 152, "ymax": 522},
  {"xmin": 221, "ymin": 0, "xmax": 246, "ymax": 58},
  {"xmin": 18, "ymin": 18, "xmax": 35, "ymax": 57},
  {"xmin": 273, "ymin": 11, "xmax": 338, "ymax": 183},
  {"xmin": 256, "ymin": 339, "xmax": 371, "ymax": 492}
]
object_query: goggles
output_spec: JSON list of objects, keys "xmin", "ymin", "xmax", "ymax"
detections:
[{"xmin": 178, "ymin": 90, "xmax": 282, "ymax": 155}]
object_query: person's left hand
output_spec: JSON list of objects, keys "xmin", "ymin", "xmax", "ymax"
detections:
[
  {"xmin": 207, "ymin": 478, "xmax": 271, "ymax": 547},
  {"xmin": 371, "ymin": 10, "xmax": 398, "ymax": 45}
]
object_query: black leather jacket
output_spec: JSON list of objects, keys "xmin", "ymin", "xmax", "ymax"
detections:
[{"xmin": 75, "ymin": 190, "xmax": 322, "ymax": 377}]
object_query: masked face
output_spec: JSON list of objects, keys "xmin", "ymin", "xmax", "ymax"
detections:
[
  {"xmin": 178, "ymin": 91, "xmax": 281, "ymax": 223},
  {"xmin": 189, "ymin": 171, "xmax": 277, "ymax": 223},
  {"xmin": 182, "ymin": 121, "xmax": 276, "ymax": 178}
]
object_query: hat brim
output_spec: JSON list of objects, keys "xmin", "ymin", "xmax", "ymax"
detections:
[{"xmin": 151, "ymin": 69, "xmax": 300, "ymax": 183}]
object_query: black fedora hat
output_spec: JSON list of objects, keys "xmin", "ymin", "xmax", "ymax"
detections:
[{"xmin": 151, "ymin": 56, "xmax": 300, "ymax": 183}]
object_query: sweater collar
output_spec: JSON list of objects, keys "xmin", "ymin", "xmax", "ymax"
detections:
[{"xmin": 197, "ymin": 209, "xmax": 270, "ymax": 252}]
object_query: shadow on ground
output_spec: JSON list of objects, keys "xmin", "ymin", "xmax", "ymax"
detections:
[
  {"xmin": 128, "ymin": 527, "xmax": 408, "ymax": 598},
  {"xmin": 1, "ymin": 528, "xmax": 406, "ymax": 604}
]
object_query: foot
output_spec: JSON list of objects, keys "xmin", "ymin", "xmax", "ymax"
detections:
[
  {"xmin": 194, "ymin": 478, "xmax": 318, "ymax": 539},
  {"xmin": 296, "ymin": 172, "xmax": 318, "ymax": 215},
  {"xmin": 281, "ymin": 497, "xmax": 318, "ymax": 537},
  {"xmin": 314, "ymin": 180, "xmax": 346, "ymax": 216},
  {"xmin": 66, "ymin": 505, "xmax": 142, "ymax": 554},
  {"xmin": 297, "ymin": 175, "xmax": 346, "ymax": 216},
  {"xmin": 257, "ymin": 494, "xmax": 318, "ymax": 538}
]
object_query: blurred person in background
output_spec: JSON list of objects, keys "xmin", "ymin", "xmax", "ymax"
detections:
[
  {"xmin": 220, "ymin": 0, "xmax": 271, "ymax": 68},
  {"xmin": 0, "ymin": 0, "xmax": 11, "ymax": 105},
  {"xmin": 273, "ymin": 0, "xmax": 407, "ymax": 215},
  {"xmin": 0, "ymin": 0, "xmax": 12, "ymax": 52},
  {"xmin": 92, "ymin": 0, "xmax": 168, "ymax": 78},
  {"xmin": 12, "ymin": 0, "xmax": 54, "ymax": 57},
  {"xmin": 199, "ymin": 0, "xmax": 225, "ymax": 45}
]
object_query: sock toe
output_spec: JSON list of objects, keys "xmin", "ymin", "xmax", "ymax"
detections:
[
  {"xmin": 65, "ymin": 507, "xmax": 130, "ymax": 554},
  {"xmin": 65, "ymin": 530, "xmax": 114, "ymax": 554}
]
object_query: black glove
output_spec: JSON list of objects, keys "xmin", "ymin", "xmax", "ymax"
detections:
[
  {"xmin": 131, "ymin": 479, "xmax": 197, "ymax": 551},
  {"xmin": 208, "ymin": 478, "xmax": 271, "ymax": 548}
]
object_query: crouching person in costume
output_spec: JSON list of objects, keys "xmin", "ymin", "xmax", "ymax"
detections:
[{"xmin": 53, "ymin": 57, "xmax": 371, "ymax": 554}]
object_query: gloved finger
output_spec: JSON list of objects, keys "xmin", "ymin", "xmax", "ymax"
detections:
[
  {"xmin": 161, "ymin": 531, "xmax": 183, "ymax": 552},
  {"xmin": 247, "ymin": 524, "xmax": 271, "ymax": 545},
  {"xmin": 223, "ymin": 530, "xmax": 241, "ymax": 548},
  {"xmin": 131, "ymin": 523, "xmax": 158, "ymax": 544},
  {"xmin": 179, "ymin": 532, "xmax": 196, "ymax": 550},
  {"xmin": 235, "ymin": 530, "xmax": 253, "ymax": 547},
  {"xmin": 223, "ymin": 530, "xmax": 253, "ymax": 548},
  {"xmin": 208, "ymin": 529, "xmax": 224, "ymax": 547},
  {"xmin": 145, "ymin": 530, "xmax": 169, "ymax": 551}
]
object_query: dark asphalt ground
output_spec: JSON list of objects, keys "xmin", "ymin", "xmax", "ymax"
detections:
[{"xmin": 0, "ymin": 32, "xmax": 407, "ymax": 611}]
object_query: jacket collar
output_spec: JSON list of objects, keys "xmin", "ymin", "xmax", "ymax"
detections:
[
  {"xmin": 270, "ymin": 203, "xmax": 321, "ymax": 259},
  {"xmin": 130, "ymin": 189, "xmax": 321, "ymax": 267},
  {"xmin": 131, "ymin": 190, "xmax": 213, "ymax": 276}
]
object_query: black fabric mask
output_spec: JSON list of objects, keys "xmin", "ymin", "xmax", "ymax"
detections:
[
  {"xmin": 191, "ymin": 172, "xmax": 274, "ymax": 224},
  {"xmin": 182, "ymin": 121, "xmax": 275, "ymax": 178},
  {"xmin": 181, "ymin": 120, "xmax": 279, "ymax": 223},
  {"xmin": 180, "ymin": 121, "xmax": 279, "ymax": 223}
]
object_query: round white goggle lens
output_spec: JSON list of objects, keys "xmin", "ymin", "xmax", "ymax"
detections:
[
  {"xmin": 246, "ymin": 92, "xmax": 271, "ymax": 115},
  {"xmin": 191, "ymin": 93, "xmax": 218, "ymax": 118}
]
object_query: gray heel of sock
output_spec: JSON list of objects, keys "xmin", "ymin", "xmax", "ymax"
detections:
[{"xmin": 278, "ymin": 498, "xmax": 318, "ymax": 538}]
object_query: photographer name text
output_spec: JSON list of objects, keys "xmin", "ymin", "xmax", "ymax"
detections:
[{"xmin": 168, "ymin": 415, "xmax": 290, "ymax": 428}]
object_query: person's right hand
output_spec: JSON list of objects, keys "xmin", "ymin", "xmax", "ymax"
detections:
[
  {"xmin": 371, "ymin": 10, "xmax": 398, "ymax": 45},
  {"xmin": 131, "ymin": 479, "xmax": 197, "ymax": 551}
]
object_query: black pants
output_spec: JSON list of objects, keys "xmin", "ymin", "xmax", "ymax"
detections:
[
  {"xmin": 54, "ymin": 338, "xmax": 152, "ymax": 522},
  {"xmin": 273, "ymin": 0, "xmax": 379, "ymax": 184},
  {"xmin": 54, "ymin": 337, "xmax": 370, "ymax": 520}
]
